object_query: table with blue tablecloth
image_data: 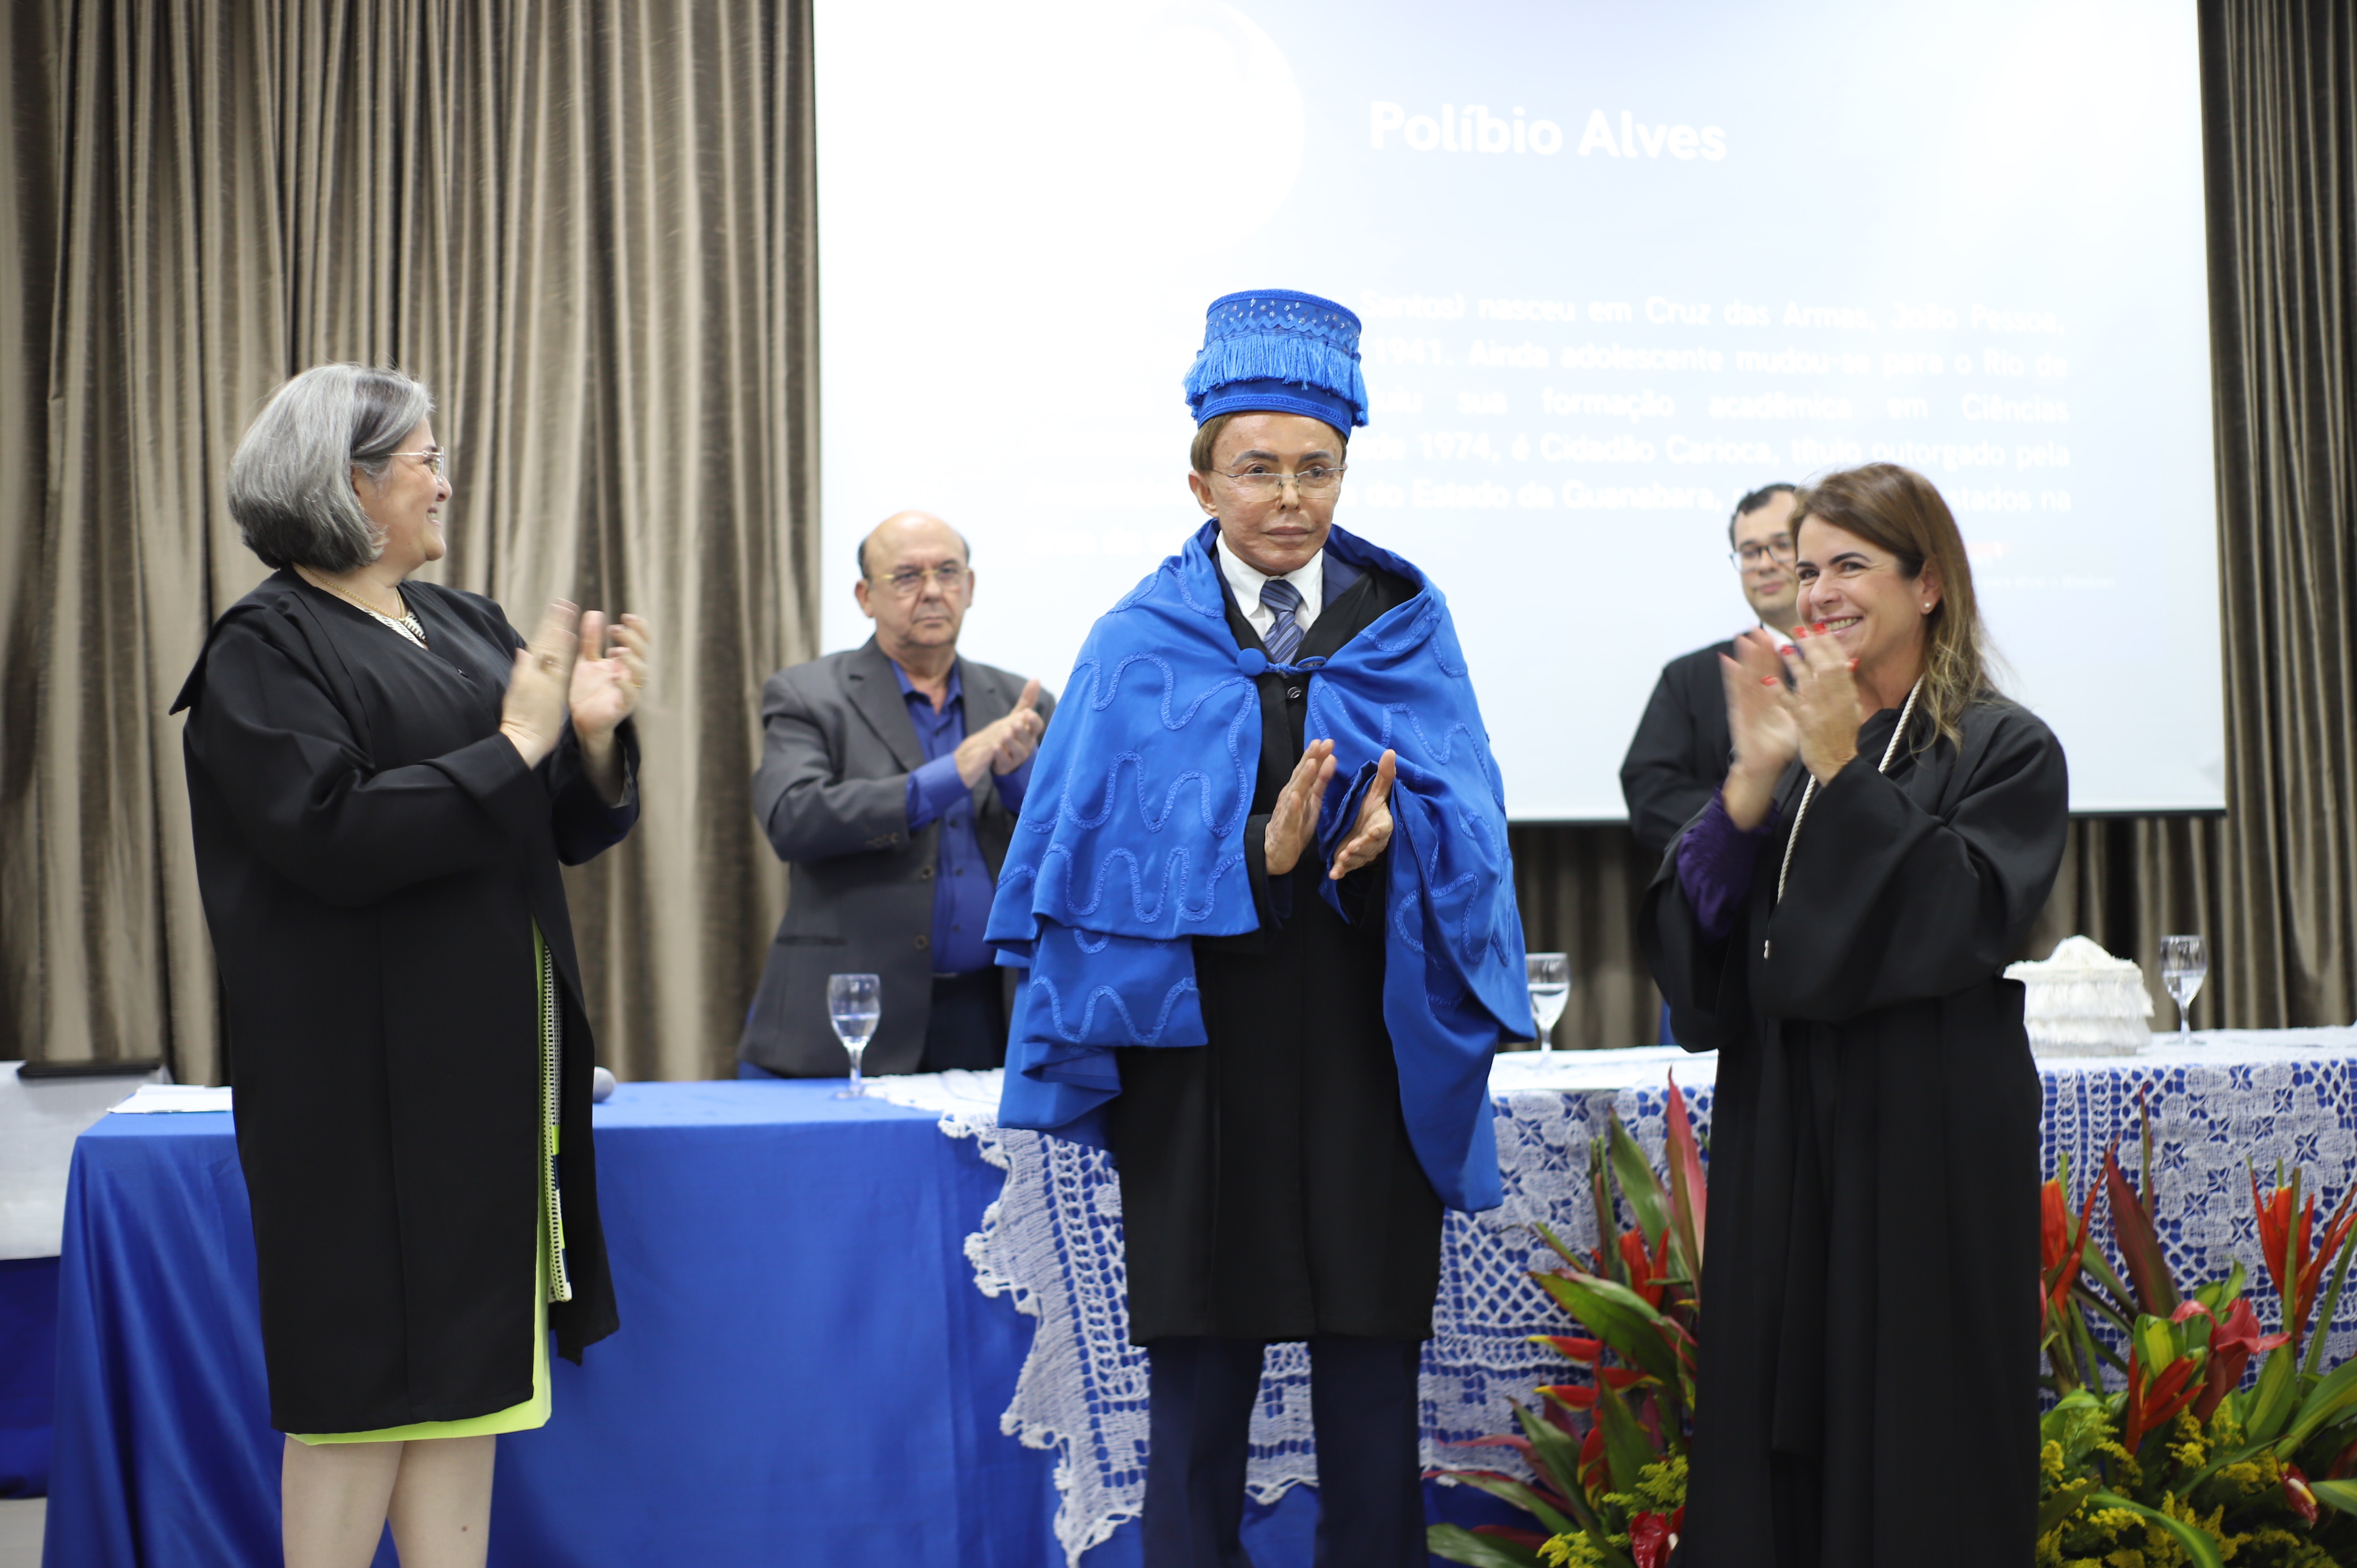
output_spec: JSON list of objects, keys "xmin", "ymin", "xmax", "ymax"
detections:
[
  {"xmin": 40, "ymin": 1080, "xmax": 1396, "ymax": 1568},
  {"xmin": 42, "ymin": 1033, "xmax": 2357, "ymax": 1566}
]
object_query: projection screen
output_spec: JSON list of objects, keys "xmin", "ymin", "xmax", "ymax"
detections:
[{"xmin": 815, "ymin": 0, "xmax": 2223, "ymax": 817}]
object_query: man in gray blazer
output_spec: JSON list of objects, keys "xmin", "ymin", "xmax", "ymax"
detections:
[{"xmin": 738, "ymin": 511, "xmax": 1054, "ymax": 1077}]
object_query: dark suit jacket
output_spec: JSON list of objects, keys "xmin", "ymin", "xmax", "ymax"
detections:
[
  {"xmin": 1619, "ymin": 637, "xmax": 1740, "ymax": 862},
  {"xmin": 737, "ymin": 637, "xmax": 1056, "ymax": 1076}
]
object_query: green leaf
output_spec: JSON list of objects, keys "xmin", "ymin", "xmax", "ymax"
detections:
[
  {"xmin": 1588, "ymin": 1141, "xmax": 1622, "ymax": 1284},
  {"xmin": 2079, "ymin": 1239, "xmax": 2141, "ymax": 1322},
  {"xmin": 2133, "ymin": 1313, "xmax": 2187, "ymax": 1375},
  {"xmin": 2303, "ymin": 1223, "xmax": 2357, "ymax": 1380},
  {"xmin": 1435, "ymin": 1472, "xmax": 1576, "ymax": 1539},
  {"xmin": 1512, "ymin": 1402, "xmax": 1590, "ymax": 1510},
  {"xmin": 1593, "ymin": 1379, "xmax": 1656, "ymax": 1496},
  {"xmin": 1530, "ymin": 1221, "xmax": 1586, "ymax": 1273},
  {"xmin": 1606, "ymin": 1110, "xmax": 1671, "ymax": 1249},
  {"xmin": 2087, "ymin": 1492, "xmax": 2225, "ymax": 1568},
  {"xmin": 2243, "ymin": 1345, "xmax": 2300, "ymax": 1445},
  {"xmin": 2038, "ymin": 1478, "xmax": 2098, "ymax": 1535},
  {"xmin": 2282, "ymin": 1350, "xmax": 2357, "ymax": 1448},
  {"xmin": 1535, "ymin": 1272, "xmax": 1681, "ymax": 1387},
  {"xmin": 2193, "ymin": 1261, "xmax": 2247, "ymax": 1316},
  {"xmin": 1425, "ymin": 1523, "xmax": 1546, "ymax": 1568},
  {"xmin": 2104, "ymin": 1145, "xmax": 2181, "ymax": 1316},
  {"xmin": 2311, "ymin": 1477, "xmax": 2357, "ymax": 1516}
]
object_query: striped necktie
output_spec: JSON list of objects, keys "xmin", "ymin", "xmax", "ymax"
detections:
[{"xmin": 1260, "ymin": 577, "xmax": 1305, "ymax": 666}]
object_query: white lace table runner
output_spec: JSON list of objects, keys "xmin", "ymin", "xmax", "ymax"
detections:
[{"xmin": 873, "ymin": 1030, "xmax": 2357, "ymax": 1565}]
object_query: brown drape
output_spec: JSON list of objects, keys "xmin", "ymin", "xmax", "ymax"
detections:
[
  {"xmin": 1, "ymin": 0, "xmax": 818, "ymax": 1083},
  {"xmin": 3, "ymin": 0, "xmax": 2350, "ymax": 1074}
]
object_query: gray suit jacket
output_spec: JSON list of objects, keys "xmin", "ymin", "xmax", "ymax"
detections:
[{"xmin": 736, "ymin": 638, "xmax": 1056, "ymax": 1076}]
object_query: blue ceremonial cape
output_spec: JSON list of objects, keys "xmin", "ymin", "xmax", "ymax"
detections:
[{"xmin": 984, "ymin": 521, "xmax": 1531, "ymax": 1212}]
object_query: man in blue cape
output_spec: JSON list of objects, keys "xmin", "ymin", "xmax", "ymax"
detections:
[{"xmin": 985, "ymin": 289, "xmax": 1531, "ymax": 1567}]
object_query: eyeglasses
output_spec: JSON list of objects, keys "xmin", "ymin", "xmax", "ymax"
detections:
[
  {"xmin": 872, "ymin": 563, "xmax": 971, "ymax": 596},
  {"xmin": 389, "ymin": 449, "xmax": 448, "ymax": 479},
  {"xmin": 1217, "ymin": 465, "xmax": 1347, "ymax": 497},
  {"xmin": 1730, "ymin": 536, "xmax": 1794, "ymax": 569}
]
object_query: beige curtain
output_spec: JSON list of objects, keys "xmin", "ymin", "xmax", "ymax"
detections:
[
  {"xmin": 1, "ymin": 0, "xmax": 819, "ymax": 1084},
  {"xmin": 6, "ymin": 0, "xmax": 2352, "ymax": 1076}
]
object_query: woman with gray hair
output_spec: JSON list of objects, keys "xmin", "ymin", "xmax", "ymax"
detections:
[{"xmin": 170, "ymin": 364, "xmax": 649, "ymax": 1568}]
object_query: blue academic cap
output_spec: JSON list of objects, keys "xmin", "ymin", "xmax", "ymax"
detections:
[{"xmin": 1183, "ymin": 289, "xmax": 1369, "ymax": 431}]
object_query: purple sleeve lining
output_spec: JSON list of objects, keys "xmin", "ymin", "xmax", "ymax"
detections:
[{"xmin": 1675, "ymin": 788, "xmax": 1781, "ymax": 943}]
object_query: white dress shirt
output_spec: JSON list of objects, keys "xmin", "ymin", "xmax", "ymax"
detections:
[{"xmin": 1216, "ymin": 540, "xmax": 1324, "ymax": 641}]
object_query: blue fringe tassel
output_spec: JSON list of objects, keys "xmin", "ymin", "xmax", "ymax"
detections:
[{"xmin": 1184, "ymin": 333, "xmax": 1367, "ymax": 419}]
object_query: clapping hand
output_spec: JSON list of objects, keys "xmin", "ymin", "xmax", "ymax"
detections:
[
  {"xmin": 1718, "ymin": 624, "xmax": 1865, "ymax": 829},
  {"xmin": 1329, "ymin": 748, "xmax": 1397, "ymax": 881},
  {"xmin": 1781, "ymin": 624, "xmax": 1864, "ymax": 785},
  {"xmin": 569, "ymin": 612, "xmax": 652, "ymax": 745},
  {"xmin": 1262, "ymin": 740, "xmax": 1399, "ymax": 881},
  {"xmin": 1264, "ymin": 739, "xmax": 1338, "ymax": 876},
  {"xmin": 954, "ymin": 679, "xmax": 1045, "ymax": 786},
  {"xmin": 500, "ymin": 601, "xmax": 581, "ymax": 767}
]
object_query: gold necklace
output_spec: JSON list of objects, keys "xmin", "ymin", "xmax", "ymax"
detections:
[
  {"xmin": 300, "ymin": 568, "xmax": 406, "ymax": 620},
  {"xmin": 299, "ymin": 568, "xmax": 426, "ymax": 647}
]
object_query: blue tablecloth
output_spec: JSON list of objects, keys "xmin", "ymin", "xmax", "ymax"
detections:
[
  {"xmin": 46, "ymin": 1084, "xmax": 1073, "ymax": 1567},
  {"xmin": 44, "ymin": 1081, "xmax": 1515, "ymax": 1567}
]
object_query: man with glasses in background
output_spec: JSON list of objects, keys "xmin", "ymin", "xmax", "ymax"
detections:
[
  {"xmin": 737, "ymin": 511, "xmax": 1053, "ymax": 1077},
  {"xmin": 1620, "ymin": 482, "xmax": 1803, "ymax": 863}
]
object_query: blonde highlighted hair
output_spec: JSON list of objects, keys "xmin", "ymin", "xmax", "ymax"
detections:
[{"xmin": 1793, "ymin": 463, "xmax": 2001, "ymax": 749}]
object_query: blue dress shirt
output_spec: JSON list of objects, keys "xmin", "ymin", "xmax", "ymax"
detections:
[{"xmin": 894, "ymin": 660, "xmax": 1032, "ymax": 974}]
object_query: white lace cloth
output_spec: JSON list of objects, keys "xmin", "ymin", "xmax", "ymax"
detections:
[{"xmin": 873, "ymin": 1030, "xmax": 2357, "ymax": 1565}]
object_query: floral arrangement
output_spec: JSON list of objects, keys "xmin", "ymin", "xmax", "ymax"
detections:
[
  {"xmin": 1426, "ymin": 1080, "xmax": 2357, "ymax": 1568},
  {"xmin": 1427, "ymin": 1077, "xmax": 1704, "ymax": 1568}
]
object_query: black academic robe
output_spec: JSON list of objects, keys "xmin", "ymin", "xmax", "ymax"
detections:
[
  {"xmin": 1639, "ymin": 698, "xmax": 2066, "ymax": 1568},
  {"xmin": 1621, "ymin": 638, "xmax": 1739, "ymax": 861},
  {"xmin": 173, "ymin": 570, "xmax": 636, "ymax": 1434},
  {"xmin": 1108, "ymin": 557, "xmax": 1445, "ymax": 1344}
]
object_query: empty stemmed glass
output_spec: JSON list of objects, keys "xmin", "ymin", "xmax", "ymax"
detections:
[
  {"xmin": 2159, "ymin": 935, "xmax": 2208, "ymax": 1039},
  {"xmin": 1526, "ymin": 952, "xmax": 1571, "ymax": 1054},
  {"xmin": 828, "ymin": 973, "xmax": 881, "ymax": 1097}
]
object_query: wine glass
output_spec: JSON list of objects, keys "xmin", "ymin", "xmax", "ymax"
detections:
[
  {"xmin": 828, "ymin": 973, "xmax": 881, "ymax": 1097},
  {"xmin": 1526, "ymin": 952, "xmax": 1571, "ymax": 1054},
  {"xmin": 2159, "ymin": 935, "xmax": 2207, "ymax": 1039}
]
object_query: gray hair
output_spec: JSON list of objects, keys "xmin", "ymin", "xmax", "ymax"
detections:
[{"xmin": 227, "ymin": 365, "xmax": 435, "ymax": 572}]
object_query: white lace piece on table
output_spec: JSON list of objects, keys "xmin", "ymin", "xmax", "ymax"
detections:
[{"xmin": 871, "ymin": 1030, "xmax": 2357, "ymax": 1566}]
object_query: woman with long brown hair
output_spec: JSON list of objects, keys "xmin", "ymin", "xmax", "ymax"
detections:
[{"xmin": 1640, "ymin": 462, "xmax": 2069, "ymax": 1565}]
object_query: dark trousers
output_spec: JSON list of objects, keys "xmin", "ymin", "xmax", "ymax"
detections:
[
  {"xmin": 1142, "ymin": 1335, "xmax": 1426, "ymax": 1568},
  {"xmin": 920, "ymin": 969, "xmax": 1006, "ymax": 1071}
]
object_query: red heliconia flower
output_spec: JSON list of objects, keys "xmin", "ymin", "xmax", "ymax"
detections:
[
  {"xmin": 1538, "ymin": 1367, "xmax": 1649, "ymax": 1412},
  {"xmin": 1538, "ymin": 1335, "xmax": 1603, "ymax": 1365},
  {"xmin": 2284, "ymin": 1464, "xmax": 2320, "ymax": 1527},
  {"xmin": 2250, "ymin": 1177, "xmax": 2306, "ymax": 1318},
  {"xmin": 1578, "ymin": 1416, "xmax": 1607, "ymax": 1488},
  {"xmin": 1630, "ymin": 1510, "xmax": 1682, "ymax": 1568},
  {"xmin": 2121, "ymin": 1344, "xmax": 2203, "ymax": 1454},
  {"xmin": 2250, "ymin": 1170, "xmax": 2357, "ymax": 1356},
  {"xmin": 2041, "ymin": 1178, "xmax": 2071, "ymax": 1272},
  {"xmin": 2041, "ymin": 1170, "xmax": 2104, "ymax": 1323},
  {"xmin": 1618, "ymin": 1227, "xmax": 1672, "ymax": 1309},
  {"xmin": 2181, "ymin": 1297, "xmax": 2290, "ymax": 1421}
]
